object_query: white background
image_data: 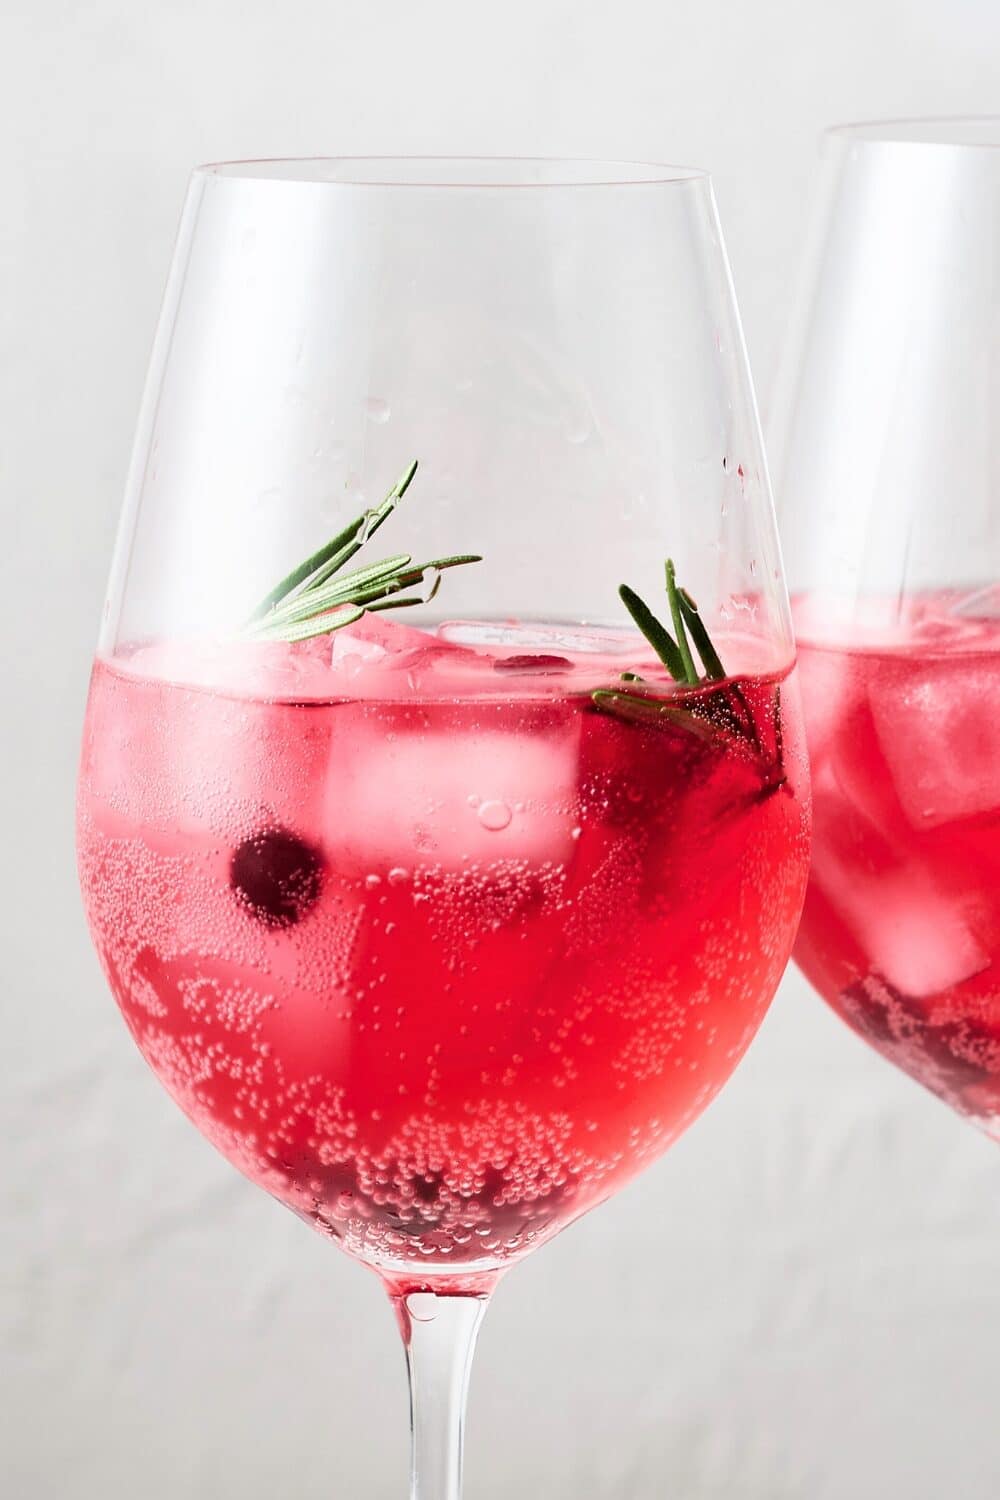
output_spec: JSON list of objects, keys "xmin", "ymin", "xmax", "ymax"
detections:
[{"xmin": 4, "ymin": 3, "xmax": 1000, "ymax": 1497}]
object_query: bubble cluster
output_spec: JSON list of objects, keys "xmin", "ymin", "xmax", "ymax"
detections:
[{"xmin": 77, "ymin": 649, "xmax": 809, "ymax": 1277}]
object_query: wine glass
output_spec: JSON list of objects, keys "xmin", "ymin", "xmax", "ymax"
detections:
[
  {"xmin": 77, "ymin": 157, "xmax": 810, "ymax": 1498},
  {"xmin": 769, "ymin": 119, "xmax": 1000, "ymax": 1136}
]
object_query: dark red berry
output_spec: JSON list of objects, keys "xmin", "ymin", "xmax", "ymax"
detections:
[
  {"xmin": 492, "ymin": 654, "xmax": 572, "ymax": 675},
  {"xmin": 230, "ymin": 827, "xmax": 323, "ymax": 929}
]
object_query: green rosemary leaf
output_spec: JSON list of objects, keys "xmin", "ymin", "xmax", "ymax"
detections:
[
  {"xmin": 245, "ymin": 460, "xmax": 480, "ymax": 641},
  {"xmin": 677, "ymin": 586, "xmax": 726, "ymax": 680},
  {"xmin": 365, "ymin": 594, "xmax": 426, "ymax": 613},
  {"xmin": 256, "ymin": 603, "xmax": 366, "ymax": 643},
  {"xmin": 591, "ymin": 689, "xmax": 722, "ymax": 742},
  {"xmin": 390, "ymin": 554, "xmax": 484, "ymax": 590},
  {"xmin": 307, "ymin": 460, "xmax": 422, "ymax": 594},
  {"xmin": 665, "ymin": 560, "xmax": 698, "ymax": 685},
  {"xmin": 247, "ymin": 461, "xmax": 420, "ymax": 624},
  {"xmin": 618, "ymin": 584, "xmax": 685, "ymax": 678},
  {"xmin": 248, "ymin": 515, "xmax": 365, "ymax": 623},
  {"xmin": 256, "ymin": 554, "xmax": 414, "ymax": 631},
  {"xmin": 416, "ymin": 554, "xmax": 484, "ymax": 571}
]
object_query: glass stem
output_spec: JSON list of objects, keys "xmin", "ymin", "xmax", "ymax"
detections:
[{"xmin": 392, "ymin": 1289, "xmax": 490, "ymax": 1500}]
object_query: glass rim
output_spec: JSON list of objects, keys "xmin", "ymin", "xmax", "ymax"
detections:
[
  {"xmin": 824, "ymin": 115, "xmax": 1000, "ymax": 150},
  {"xmin": 193, "ymin": 155, "xmax": 710, "ymax": 189}
]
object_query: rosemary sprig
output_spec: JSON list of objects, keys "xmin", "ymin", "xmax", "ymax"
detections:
[
  {"xmin": 665, "ymin": 560, "xmax": 698, "ymax": 684},
  {"xmin": 608, "ymin": 559, "xmax": 727, "ymax": 693},
  {"xmin": 245, "ymin": 461, "xmax": 481, "ymax": 643},
  {"xmin": 597, "ymin": 560, "xmax": 782, "ymax": 792},
  {"xmin": 618, "ymin": 584, "xmax": 686, "ymax": 679}
]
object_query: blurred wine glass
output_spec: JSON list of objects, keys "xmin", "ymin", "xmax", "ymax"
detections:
[{"xmin": 770, "ymin": 119, "xmax": 1000, "ymax": 1134}]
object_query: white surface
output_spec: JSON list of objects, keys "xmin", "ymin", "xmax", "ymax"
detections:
[{"xmin": 4, "ymin": 3, "xmax": 1000, "ymax": 1497}]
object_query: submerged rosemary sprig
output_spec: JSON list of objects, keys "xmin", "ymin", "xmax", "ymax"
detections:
[{"xmin": 245, "ymin": 461, "xmax": 481, "ymax": 643}]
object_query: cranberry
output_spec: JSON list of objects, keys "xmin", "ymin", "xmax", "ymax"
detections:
[
  {"xmin": 492, "ymin": 654, "xmax": 572, "ymax": 675},
  {"xmin": 230, "ymin": 827, "xmax": 323, "ymax": 929}
]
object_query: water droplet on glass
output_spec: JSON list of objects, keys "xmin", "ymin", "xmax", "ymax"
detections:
[
  {"xmin": 365, "ymin": 873, "xmax": 382, "ymax": 890},
  {"xmin": 478, "ymin": 800, "xmax": 512, "ymax": 832},
  {"xmin": 749, "ymin": 558, "xmax": 758, "ymax": 577},
  {"xmin": 570, "ymin": 826, "xmax": 582, "ymax": 840},
  {"xmin": 565, "ymin": 418, "xmax": 590, "ymax": 445},
  {"xmin": 467, "ymin": 793, "xmax": 481, "ymax": 808},
  {"xmin": 365, "ymin": 396, "xmax": 391, "ymax": 424},
  {"xmin": 388, "ymin": 866, "xmax": 409, "ymax": 886}
]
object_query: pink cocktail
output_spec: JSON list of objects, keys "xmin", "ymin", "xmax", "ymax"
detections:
[
  {"xmin": 794, "ymin": 595, "xmax": 1000, "ymax": 1132},
  {"xmin": 79, "ymin": 618, "xmax": 809, "ymax": 1286}
]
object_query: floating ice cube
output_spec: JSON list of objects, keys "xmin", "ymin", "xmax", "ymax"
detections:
[
  {"xmin": 826, "ymin": 697, "xmax": 911, "ymax": 845},
  {"xmin": 323, "ymin": 616, "xmax": 488, "ymax": 698},
  {"xmin": 324, "ymin": 703, "xmax": 582, "ymax": 871},
  {"xmin": 869, "ymin": 656, "xmax": 1000, "ymax": 828},
  {"xmin": 809, "ymin": 793, "xmax": 990, "ymax": 998},
  {"xmin": 332, "ymin": 613, "xmax": 442, "ymax": 659},
  {"xmin": 795, "ymin": 643, "xmax": 863, "ymax": 765},
  {"xmin": 122, "ymin": 635, "xmax": 338, "ymax": 700}
]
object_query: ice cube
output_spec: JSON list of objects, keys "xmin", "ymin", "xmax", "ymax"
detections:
[
  {"xmin": 326, "ymin": 616, "xmax": 487, "ymax": 698},
  {"xmin": 795, "ymin": 642, "xmax": 863, "ymax": 766},
  {"xmin": 809, "ymin": 792, "xmax": 990, "ymax": 998},
  {"xmin": 827, "ymin": 696, "xmax": 911, "ymax": 845},
  {"xmin": 331, "ymin": 613, "xmax": 439, "ymax": 660},
  {"xmin": 122, "ymin": 635, "xmax": 338, "ymax": 700},
  {"xmin": 323, "ymin": 704, "xmax": 582, "ymax": 871},
  {"xmin": 869, "ymin": 656, "xmax": 1000, "ymax": 828}
]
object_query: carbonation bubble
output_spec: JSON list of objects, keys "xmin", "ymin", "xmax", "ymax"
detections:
[{"xmin": 477, "ymin": 800, "xmax": 512, "ymax": 832}]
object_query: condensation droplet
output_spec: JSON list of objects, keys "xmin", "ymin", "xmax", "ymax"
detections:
[
  {"xmin": 388, "ymin": 866, "xmax": 409, "ymax": 886},
  {"xmin": 365, "ymin": 873, "xmax": 382, "ymax": 890},
  {"xmin": 477, "ymin": 800, "xmax": 512, "ymax": 832},
  {"xmin": 365, "ymin": 396, "xmax": 391, "ymax": 424}
]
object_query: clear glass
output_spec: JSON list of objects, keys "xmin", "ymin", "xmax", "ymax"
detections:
[
  {"xmin": 78, "ymin": 157, "xmax": 810, "ymax": 1497},
  {"xmin": 770, "ymin": 119, "xmax": 1000, "ymax": 1135}
]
